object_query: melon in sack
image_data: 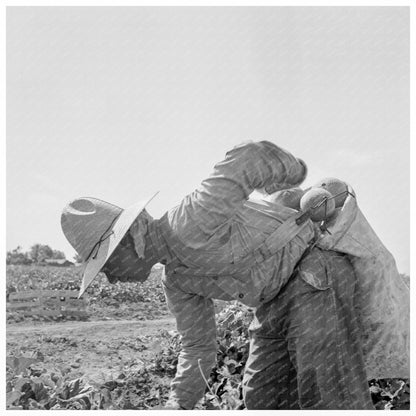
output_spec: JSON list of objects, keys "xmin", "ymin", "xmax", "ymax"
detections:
[{"xmin": 316, "ymin": 184, "xmax": 409, "ymax": 379}]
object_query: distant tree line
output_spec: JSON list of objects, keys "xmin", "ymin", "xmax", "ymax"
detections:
[
  {"xmin": 6, "ymin": 246, "xmax": 410, "ymax": 284},
  {"xmin": 6, "ymin": 244, "xmax": 80, "ymax": 265}
]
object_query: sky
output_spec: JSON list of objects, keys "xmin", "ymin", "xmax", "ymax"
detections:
[{"xmin": 6, "ymin": 6, "xmax": 410, "ymax": 273}]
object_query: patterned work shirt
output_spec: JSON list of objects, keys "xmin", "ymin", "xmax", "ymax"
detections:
[{"xmin": 146, "ymin": 141, "xmax": 316, "ymax": 409}]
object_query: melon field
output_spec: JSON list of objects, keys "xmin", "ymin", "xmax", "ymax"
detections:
[{"xmin": 6, "ymin": 265, "xmax": 410, "ymax": 410}]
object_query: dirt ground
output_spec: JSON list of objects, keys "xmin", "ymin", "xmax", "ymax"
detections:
[{"xmin": 6, "ymin": 317, "xmax": 177, "ymax": 385}]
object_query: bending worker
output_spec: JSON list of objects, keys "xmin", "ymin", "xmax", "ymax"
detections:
[{"xmin": 61, "ymin": 140, "xmax": 408, "ymax": 409}]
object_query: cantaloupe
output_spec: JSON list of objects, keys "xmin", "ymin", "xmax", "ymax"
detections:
[
  {"xmin": 313, "ymin": 177, "xmax": 349, "ymax": 208},
  {"xmin": 300, "ymin": 188, "xmax": 336, "ymax": 222}
]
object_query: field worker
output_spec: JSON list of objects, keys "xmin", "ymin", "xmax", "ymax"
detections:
[
  {"xmin": 243, "ymin": 182, "xmax": 409, "ymax": 410},
  {"xmin": 61, "ymin": 141, "xmax": 408, "ymax": 410}
]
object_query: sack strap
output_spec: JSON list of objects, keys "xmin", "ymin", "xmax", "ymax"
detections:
[{"xmin": 251, "ymin": 211, "xmax": 312, "ymax": 263}]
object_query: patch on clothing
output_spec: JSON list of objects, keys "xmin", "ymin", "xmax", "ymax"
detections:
[{"xmin": 299, "ymin": 271, "xmax": 329, "ymax": 291}]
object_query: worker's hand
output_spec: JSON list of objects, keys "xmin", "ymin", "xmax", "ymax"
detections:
[{"xmin": 264, "ymin": 157, "xmax": 308, "ymax": 194}]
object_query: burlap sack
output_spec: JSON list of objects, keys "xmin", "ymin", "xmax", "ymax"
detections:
[{"xmin": 317, "ymin": 186, "xmax": 409, "ymax": 379}]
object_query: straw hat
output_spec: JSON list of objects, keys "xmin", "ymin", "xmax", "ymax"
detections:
[{"xmin": 61, "ymin": 193, "xmax": 158, "ymax": 298}]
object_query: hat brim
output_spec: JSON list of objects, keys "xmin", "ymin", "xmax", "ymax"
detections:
[{"xmin": 78, "ymin": 193, "xmax": 158, "ymax": 298}]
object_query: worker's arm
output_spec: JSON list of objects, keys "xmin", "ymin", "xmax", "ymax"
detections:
[{"xmin": 169, "ymin": 140, "xmax": 307, "ymax": 246}]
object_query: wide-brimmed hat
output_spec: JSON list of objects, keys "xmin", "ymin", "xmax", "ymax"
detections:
[{"xmin": 61, "ymin": 193, "xmax": 158, "ymax": 298}]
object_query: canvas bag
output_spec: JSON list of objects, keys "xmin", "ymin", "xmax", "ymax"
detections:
[{"xmin": 316, "ymin": 185, "xmax": 409, "ymax": 379}]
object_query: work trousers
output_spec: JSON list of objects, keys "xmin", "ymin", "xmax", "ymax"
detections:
[{"xmin": 242, "ymin": 248, "xmax": 374, "ymax": 409}]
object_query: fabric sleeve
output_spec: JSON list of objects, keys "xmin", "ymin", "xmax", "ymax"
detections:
[{"xmin": 169, "ymin": 140, "xmax": 307, "ymax": 247}]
